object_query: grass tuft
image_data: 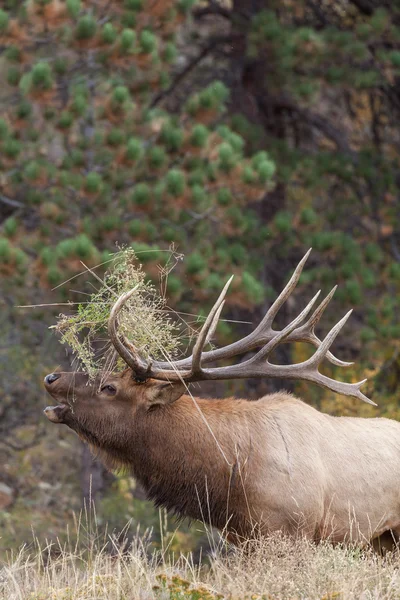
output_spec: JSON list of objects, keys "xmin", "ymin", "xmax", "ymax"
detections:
[{"xmin": 2, "ymin": 526, "xmax": 400, "ymax": 599}]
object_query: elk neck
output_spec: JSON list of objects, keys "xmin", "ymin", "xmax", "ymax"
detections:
[{"xmin": 128, "ymin": 394, "xmax": 262, "ymax": 532}]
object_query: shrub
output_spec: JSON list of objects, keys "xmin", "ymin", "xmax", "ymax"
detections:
[
  {"xmin": 66, "ymin": 0, "xmax": 81, "ymax": 18},
  {"xmin": 40, "ymin": 247, "xmax": 55, "ymax": 266},
  {"xmin": 47, "ymin": 266, "xmax": 63, "ymax": 285},
  {"xmin": 126, "ymin": 138, "xmax": 143, "ymax": 161},
  {"xmin": 120, "ymin": 29, "xmax": 136, "ymax": 53},
  {"xmin": 274, "ymin": 211, "xmax": 292, "ymax": 234},
  {"xmin": 166, "ymin": 169, "xmax": 185, "ymax": 196},
  {"xmin": 186, "ymin": 252, "xmax": 206, "ymax": 275},
  {"xmin": 217, "ymin": 143, "xmax": 236, "ymax": 172},
  {"xmin": 74, "ymin": 234, "xmax": 96, "ymax": 259},
  {"xmin": 0, "ymin": 237, "xmax": 12, "ymax": 263},
  {"xmin": 75, "ymin": 15, "xmax": 97, "ymax": 40},
  {"xmin": 85, "ymin": 172, "xmax": 103, "ymax": 194},
  {"xmin": 58, "ymin": 111, "xmax": 73, "ymax": 129},
  {"xmin": 148, "ymin": 146, "xmax": 166, "ymax": 168},
  {"xmin": 0, "ymin": 9, "xmax": 9, "ymax": 32},
  {"xmin": 300, "ymin": 207, "xmax": 317, "ymax": 225},
  {"xmin": 112, "ymin": 86, "xmax": 130, "ymax": 104},
  {"xmin": 31, "ymin": 62, "xmax": 53, "ymax": 89},
  {"xmin": 190, "ymin": 125, "xmax": 209, "ymax": 147},
  {"xmin": 3, "ymin": 217, "xmax": 18, "ymax": 237},
  {"xmin": 161, "ymin": 124, "xmax": 184, "ymax": 151},
  {"xmin": 216, "ymin": 188, "xmax": 232, "ymax": 205},
  {"xmin": 132, "ymin": 183, "xmax": 151, "ymax": 206},
  {"xmin": 102, "ymin": 23, "xmax": 117, "ymax": 44},
  {"xmin": 242, "ymin": 271, "xmax": 264, "ymax": 304},
  {"xmin": 139, "ymin": 30, "xmax": 156, "ymax": 54}
]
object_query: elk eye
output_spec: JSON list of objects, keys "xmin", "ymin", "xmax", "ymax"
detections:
[
  {"xmin": 134, "ymin": 377, "xmax": 147, "ymax": 384},
  {"xmin": 101, "ymin": 384, "xmax": 116, "ymax": 394}
]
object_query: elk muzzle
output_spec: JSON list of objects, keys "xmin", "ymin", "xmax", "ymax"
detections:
[{"xmin": 44, "ymin": 372, "xmax": 71, "ymax": 424}]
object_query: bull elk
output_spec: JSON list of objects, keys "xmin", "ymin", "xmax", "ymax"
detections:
[{"xmin": 44, "ymin": 250, "xmax": 400, "ymax": 548}]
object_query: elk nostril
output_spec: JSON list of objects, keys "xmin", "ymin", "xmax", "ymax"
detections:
[{"xmin": 45, "ymin": 373, "xmax": 61, "ymax": 385}]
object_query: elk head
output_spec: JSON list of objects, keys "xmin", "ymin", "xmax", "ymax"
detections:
[
  {"xmin": 44, "ymin": 249, "xmax": 374, "ymax": 445},
  {"xmin": 44, "ymin": 369, "xmax": 186, "ymax": 444}
]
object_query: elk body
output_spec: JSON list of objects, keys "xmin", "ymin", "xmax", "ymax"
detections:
[{"xmin": 44, "ymin": 251, "xmax": 400, "ymax": 547}]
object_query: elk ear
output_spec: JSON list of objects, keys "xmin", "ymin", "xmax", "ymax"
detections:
[{"xmin": 146, "ymin": 381, "xmax": 186, "ymax": 407}]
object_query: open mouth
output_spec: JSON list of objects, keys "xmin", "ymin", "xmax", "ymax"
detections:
[{"xmin": 44, "ymin": 403, "xmax": 70, "ymax": 423}]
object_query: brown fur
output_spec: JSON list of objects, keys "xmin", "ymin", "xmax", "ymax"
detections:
[{"xmin": 44, "ymin": 370, "xmax": 400, "ymax": 545}]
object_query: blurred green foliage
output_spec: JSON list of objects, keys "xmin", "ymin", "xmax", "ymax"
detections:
[{"xmin": 0, "ymin": 1, "xmax": 273, "ymax": 319}]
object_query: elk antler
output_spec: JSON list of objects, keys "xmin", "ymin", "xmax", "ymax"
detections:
[{"xmin": 108, "ymin": 249, "xmax": 375, "ymax": 405}]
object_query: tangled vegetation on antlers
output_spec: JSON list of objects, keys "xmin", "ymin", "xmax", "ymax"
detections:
[{"xmin": 54, "ymin": 248, "xmax": 181, "ymax": 378}]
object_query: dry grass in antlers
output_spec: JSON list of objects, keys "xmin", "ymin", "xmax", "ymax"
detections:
[{"xmin": 54, "ymin": 248, "xmax": 182, "ymax": 378}]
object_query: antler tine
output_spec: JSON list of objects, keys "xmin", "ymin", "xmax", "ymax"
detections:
[
  {"xmin": 305, "ymin": 285, "xmax": 337, "ymax": 329},
  {"xmin": 254, "ymin": 290, "xmax": 321, "ymax": 361},
  {"xmin": 295, "ymin": 286, "xmax": 353, "ymax": 368},
  {"xmin": 108, "ymin": 286, "xmax": 151, "ymax": 376},
  {"xmin": 304, "ymin": 310, "xmax": 353, "ymax": 369},
  {"xmin": 191, "ymin": 277, "xmax": 233, "ymax": 376},
  {"xmin": 299, "ymin": 371, "xmax": 376, "ymax": 405},
  {"xmin": 355, "ymin": 380, "xmax": 374, "ymax": 405},
  {"xmin": 285, "ymin": 310, "xmax": 376, "ymax": 405},
  {"xmin": 255, "ymin": 248, "xmax": 312, "ymax": 334},
  {"xmin": 206, "ymin": 301, "xmax": 225, "ymax": 345}
]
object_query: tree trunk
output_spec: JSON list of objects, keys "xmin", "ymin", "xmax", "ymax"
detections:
[{"xmin": 226, "ymin": 0, "xmax": 294, "ymax": 397}]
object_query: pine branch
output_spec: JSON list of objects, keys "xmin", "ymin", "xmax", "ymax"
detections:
[
  {"xmin": 150, "ymin": 35, "xmax": 236, "ymax": 108},
  {"xmin": 0, "ymin": 194, "xmax": 24, "ymax": 209}
]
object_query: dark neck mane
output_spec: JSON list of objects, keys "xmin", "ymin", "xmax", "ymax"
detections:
[{"xmin": 101, "ymin": 395, "xmax": 255, "ymax": 534}]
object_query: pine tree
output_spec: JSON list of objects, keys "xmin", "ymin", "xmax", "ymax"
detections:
[
  {"xmin": 189, "ymin": 1, "xmax": 400, "ymax": 411},
  {"xmin": 0, "ymin": 0, "xmax": 275, "ymax": 316}
]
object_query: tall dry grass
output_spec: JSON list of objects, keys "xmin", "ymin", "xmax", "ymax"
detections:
[{"xmin": 2, "ymin": 515, "xmax": 400, "ymax": 600}]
